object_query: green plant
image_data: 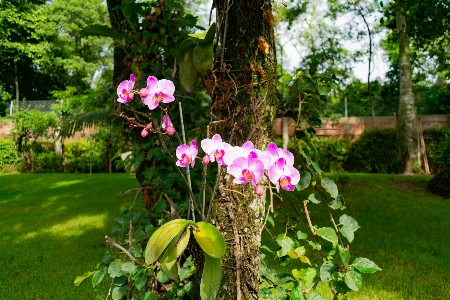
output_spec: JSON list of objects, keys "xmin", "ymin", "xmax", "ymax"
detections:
[
  {"xmin": 298, "ymin": 137, "xmax": 350, "ymax": 172},
  {"xmin": 423, "ymin": 126, "xmax": 450, "ymax": 174},
  {"xmin": 345, "ymin": 128, "xmax": 400, "ymax": 173},
  {"xmin": 0, "ymin": 140, "xmax": 19, "ymax": 166},
  {"xmin": 64, "ymin": 141, "xmax": 106, "ymax": 173}
]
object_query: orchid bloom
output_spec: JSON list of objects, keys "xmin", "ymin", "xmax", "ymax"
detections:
[
  {"xmin": 227, "ymin": 152, "xmax": 265, "ymax": 187},
  {"xmin": 161, "ymin": 114, "xmax": 175, "ymax": 135},
  {"xmin": 260, "ymin": 142, "xmax": 295, "ymax": 170},
  {"xmin": 117, "ymin": 74, "xmax": 135, "ymax": 103},
  {"xmin": 268, "ymin": 158, "xmax": 300, "ymax": 192},
  {"xmin": 222, "ymin": 141, "xmax": 263, "ymax": 167},
  {"xmin": 142, "ymin": 76, "xmax": 175, "ymax": 110},
  {"xmin": 200, "ymin": 134, "xmax": 230, "ymax": 166},
  {"xmin": 176, "ymin": 140, "xmax": 198, "ymax": 168}
]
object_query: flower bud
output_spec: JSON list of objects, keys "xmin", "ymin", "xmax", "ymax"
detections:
[
  {"xmin": 166, "ymin": 126, "xmax": 176, "ymax": 136},
  {"xmin": 141, "ymin": 129, "xmax": 148, "ymax": 137},
  {"xmin": 139, "ymin": 88, "xmax": 149, "ymax": 98},
  {"xmin": 202, "ymin": 155, "xmax": 210, "ymax": 165},
  {"xmin": 255, "ymin": 185, "xmax": 264, "ymax": 196},
  {"xmin": 145, "ymin": 123, "xmax": 152, "ymax": 131},
  {"xmin": 129, "ymin": 124, "xmax": 135, "ymax": 129}
]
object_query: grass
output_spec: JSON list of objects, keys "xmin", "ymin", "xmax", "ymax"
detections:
[
  {"xmin": 0, "ymin": 173, "xmax": 139, "ymax": 299},
  {"xmin": 262, "ymin": 173, "xmax": 450, "ymax": 299},
  {"xmin": 1, "ymin": 173, "xmax": 449, "ymax": 299}
]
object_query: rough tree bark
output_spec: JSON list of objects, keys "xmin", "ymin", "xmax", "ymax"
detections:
[
  {"xmin": 396, "ymin": 2, "xmax": 419, "ymax": 174},
  {"xmin": 205, "ymin": 1, "xmax": 279, "ymax": 298}
]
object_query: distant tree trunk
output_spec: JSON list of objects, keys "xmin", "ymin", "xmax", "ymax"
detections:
[
  {"xmin": 396, "ymin": 3, "xmax": 419, "ymax": 174},
  {"xmin": 207, "ymin": 1, "xmax": 279, "ymax": 298},
  {"xmin": 14, "ymin": 60, "xmax": 19, "ymax": 113}
]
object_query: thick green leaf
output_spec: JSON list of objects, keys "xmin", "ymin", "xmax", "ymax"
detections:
[
  {"xmin": 200, "ymin": 254, "xmax": 222, "ymax": 300},
  {"xmin": 317, "ymin": 84, "xmax": 331, "ymax": 95},
  {"xmin": 296, "ymin": 171, "xmax": 311, "ymax": 191},
  {"xmin": 108, "ymin": 259, "xmax": 123, "ymax": 278},
  {"xmin": 329, "ymin": 195, "xmax": 345, "ymax": 210},
  {"xmin": 308, "ymin": 193, "xmax": 322, "ymax": 204},
  {"xmin": 353, "ymin": 257, "xmax": 382, "ymax": 273},
  {"xmin": 188, "ymin": 22, "xmax": 217, "ymax": 44},
  {"xmin": 162, "ymin": 228, "xmax": 191, "ymax": 263},
  {"xmin": 345, "ymin": 269, "xmax": 362, "ymax": 291},
  {"xmin": 279, "ymin": 74, "xmax": 293, "ymax": 84},
  {"xmin": 178, "ymin": 38, "xmax": 194, "ymax": 60},
  {"xmin": 192, "ymin": 43, "xmax": 214, "ymax": 75},
  {"xmin": 319, "ymin": 262, "xmax": 337, "ymax": 283},
  {"xmin": 316, "ymin": 227, "xmax": 338, "ymax": 244},
  {"xmin": 193, "ymin": 222, "xmax": 226, "ymax": 258},
  {"xmin": 74, "ymin": 270, "xmax": 94, "ymax": 286},
  {"xmin": 276, "ymin": 234, "xmax": 296, "ymax": 257},
  {"xmin": 92, "ymin": 267, "xmax": 106, "ymax": 288},
  {"xmin": 338, "ymin": 245, "xmax": 350, "ymax": 267},
  {"xmin": 180, "ymin": 47, "xmax": 199, "ymax": 93},
  {"xmin": 145, "ymin": 219, "xmax": 193, "ymax": 265},
  {"xmin": 322, "ymin": 177, "xmax": 338, "ymax": 198},
  {"xmin": 112, "ymin": 286, "xmax": 127, "ymax": 300},
  {"xmin": 80, "ymin": 24, "xmax": 127, "ymax": 39},
  {"xmin": 160, "ymin": 260, "xmax": 178, "ymax": 280},
  {"xmin": 339, "ymin": 214, "xmax": 360, "ymax": 231},
  {"xmin": 340, "ymin": 225, "xmax": 355, "ymax": 243}
]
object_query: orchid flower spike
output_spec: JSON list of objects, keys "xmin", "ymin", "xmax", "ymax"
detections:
[
  {"xmin": 141, "ymin": 76, "xmax": 175, "ymax": 110},
  {"xmin": 117, "ymin": 74, "xmax": 135, "ymax": 103},
  {"xmin": 176, "ymin": 140, "xmax": 198, "ymax": 168}
]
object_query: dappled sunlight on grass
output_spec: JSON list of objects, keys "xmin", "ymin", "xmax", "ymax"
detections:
[
  {"xmin": 49, "ymin": 179, "xmax": 86, "ymax": 189},
  {"xmin": 21, "ymin": 213, "xmax": 108, "ymax": 240}
]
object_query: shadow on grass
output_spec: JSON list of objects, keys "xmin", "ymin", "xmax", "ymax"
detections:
[
  {"xmin": 262, "ymin": 174, "xmax": 450, "ymax": 300},
  {"xmin": 0, "ymin": 173, "xmax": 139, "ymax": 299}
]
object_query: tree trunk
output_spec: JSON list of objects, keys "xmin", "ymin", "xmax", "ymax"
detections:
[
  {"xmin": 396, "ymin": 3, "xmax": 419, "ymax": 174},
  {"xmin": 14, "ymin": 60, "xmax": 19, "ymax": 113},
  {"xmin": 207, "ymin": 1, "xmax": 279, "ymax": 298}
]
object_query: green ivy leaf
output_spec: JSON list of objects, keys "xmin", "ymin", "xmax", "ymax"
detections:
[
  {"xmin": 92, "ymin": 267, "xmax": 107, "ymax": 288},
  {"xmin": 192, "ymin": 43, "xmax": 214, "ymax": 75},
  {"xmin": 329, "ymin": 195, "xmax": 345, "ymax": 210},
  {"xmin": 276, "ymin": 235, "xmax": 296, "ymax": 257},
  {"xmin": 338, "ymin": 245, "xmax": 350, "ymax": 267},
  {"xmin": 200, "ymin": 254, "xmax": 222, "ymax": 300},
  {"xmin": 352, "ymin": 257, "xmax": 382, "ymax": 273},
  {"xmin": 112, "ymin": 286, "xmax": 127, "ymax": 300},
  {"xmin": 279, "ymin": 74, "xmax": 293, "ymax": 84},
  {"xmin": 297, "ymin": 230, "xmax": 307, "ymax": 240},
  {"xmin": 316, "ymin": 227, "xmax": 338, "ymax": 244},
  {"xmin": 308, "ymin": 193, "xmax": 322, "ymax": 204},
  {"xmin": 320, "ymin": 262, "xmax": 337, "ymax": 283},
  {"xmin": 108, "ymin": 259, "xmax": 123, "ymax": 278},
  {"xmin": 322, "ymin": 177, "xmax": 338, "ymax": 198},
  {"xmin": 193, "ymin": 222, "xmax": 226, "ymax": 258},
  {"xmin": 317, "ymin": 84, "xmax": 331, "ymax": 95},
  {"xmin": 340, "ymin": 225, "xmax": 355, "ymax": 243},
  {"xmin": 180, "ymin": 47, "xmax": 199, "ymax": 93},
  {"xmin": 296, "ymin": 171, "xmax": 311, "ymax": 191},
  {"xmin": 74, "ymin": 270, "xmax": 95, "ymax": 286},
  {"xmin": 344, "ymin": 269, "xmax": 362, "ymax": 291}
]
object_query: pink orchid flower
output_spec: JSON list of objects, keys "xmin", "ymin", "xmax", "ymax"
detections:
[
  {"xmin": 176, "ymin": 140, "xmax": 198, "ymax": 168},
  {"xmin": 161, "ymin": 114, "xmax": 175, "ymax": 135},
  {"xmin": 260, "ymin": 142, "xmax": 295, "ymax": 170},
  {"xmin": 117, "ymin": 74, "xmax": 135, "ymax": 103},
  {"xmin": 200, "ymin": 134, "xmax": 230, "ymax": 166},
  {"xmin": 268, "ymin": 158, "xmax": 300, "ymax": 192},
  {"xmin": 142, "ymin": 76, "xmax": 175, "ymax": 110},
  {"xmin": 222, "ymin": 141, "xmax": 264, "ymax": 166},
  {"xmin": 227, "ymin": 152, "xmax": 265, "ymax": 187}
]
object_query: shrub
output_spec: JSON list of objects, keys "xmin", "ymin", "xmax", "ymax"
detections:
[
  {"xmin": 345, "ymin": 128, "xmax": 400, "ymax": 173},
  {"xmin": 297, "ymin": 137, "xmax": 350, "ymax": 172},
  {"xmin": 31, "ymin": 152, "xmax": 63, "ymax": 173},
  {"xmin": 0, "ymin": 140, "xmax": 18, "ymax": 166},
  {"xmin": 427, "ymin": 169, "xmax": 450, "ymax": 199},
  {"xmin": 64, "ymin": 141, "xmax": 105, "ymax": 173},
  {"xmin": 423, "ymin": 126, "xmax": 450, "ymax": 174}
]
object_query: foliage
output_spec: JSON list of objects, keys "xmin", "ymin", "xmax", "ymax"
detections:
[
  {"xmin": 427, "ymin": 169, "xmax": 450, "ymax": 199},
  {"xmin": 64, "ymin": 141, "xmax": 106, "ymax": 173},
  {"xmin": 345, "ymin": 128, "xmax": 400, "ymax": 174},
  {"xmin": 0, "ymin": 140, "xmax": 18, "ymax": 166}
]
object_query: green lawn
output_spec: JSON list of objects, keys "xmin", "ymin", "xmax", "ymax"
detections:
[
  {"xmin": 0, "ymin": 173, "xmax": 139, "ymax": 299},
  {"xmin": 262, "ymin": 173, "xmax": 450, "ymax": 300},
  {"xmin": 1, "ymin": 173, "xmax": 449, "ymax": 299}
]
